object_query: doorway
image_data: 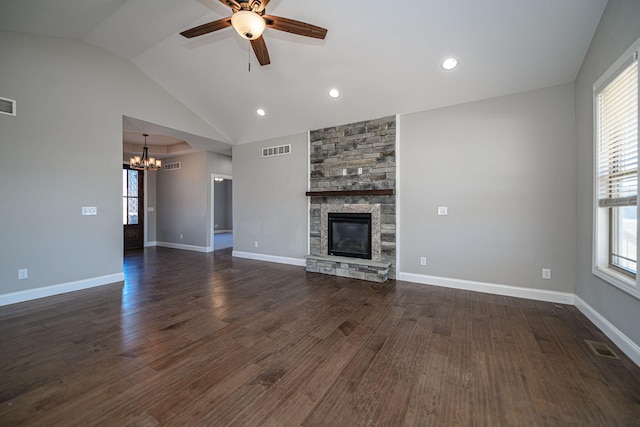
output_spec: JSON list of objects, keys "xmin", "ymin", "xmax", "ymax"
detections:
[
  {"xmin": 123, "ymin": 166, "xmax": 144, "ymax": 250},
  {"xmin": 212, "ymin": 175, "xmax": 233, "ymax": 250}
]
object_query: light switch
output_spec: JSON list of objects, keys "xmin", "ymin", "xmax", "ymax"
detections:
[
  {"xmin": 437, "ymin": 207, "xmax": 448, "ymax": 216},
  {"xmin": 82, "ymin": 206, "xmax": 97, "ymax": 216}
]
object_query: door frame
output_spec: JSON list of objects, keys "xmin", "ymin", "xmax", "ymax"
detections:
[
  {"xmin": 210, "ymin": 174, "xmax": 233, "ymax": 250},
  {"xmin": 123, "ymin": 165, "xmax": 144, "ymax": 250}
]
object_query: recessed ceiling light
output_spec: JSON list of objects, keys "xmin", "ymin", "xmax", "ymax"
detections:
[
  {"xmin": 441, "ymin": 57, "xmax": 458, "ymax": 70},
  {"xmin": 256, "ymin": 108, "xmax": 266, "ymax": 116},
  {"xmin": 328, "ymin": 88, "xmax": 340, "ymax": 98}
]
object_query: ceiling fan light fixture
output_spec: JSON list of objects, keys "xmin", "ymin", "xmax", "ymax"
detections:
[
  {"xmin": 231, "ymin": 10, "xmax": 266, "ymax": 40},
  {"xmin": 256, "ymin": 108, "xmax": 266, "ymax": 116},
  {"xmin": 328, "ymin": 89, "xmax": 340, "ymax": 98}
]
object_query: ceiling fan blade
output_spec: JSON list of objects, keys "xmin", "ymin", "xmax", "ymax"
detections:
[
  {"xmin": 253, "ymin": 0, "xmax": 270, "ymax": 12},
  {"xmin": 251, "ymin": 36, "xmax": 271, "ymax": 66},
  {"xmin": 263, "ymin": 15, "xmax": 327, "ymax": 39},
  {"xmin": 218, "ymin": 0, "xmax": 240, "ymax": 12},
  {"xmin": 180, "ymin": 17, "xmax": 232, "ymax": 38}
]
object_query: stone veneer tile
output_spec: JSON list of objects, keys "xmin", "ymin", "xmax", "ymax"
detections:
[{"xmin": 308, "ymin": 116, "xmax": 396, "ymax": 280}]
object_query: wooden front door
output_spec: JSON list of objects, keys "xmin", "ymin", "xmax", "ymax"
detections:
[{"xmin": 123, "ymin": 166, "xmax": 144, "ymax": 250}]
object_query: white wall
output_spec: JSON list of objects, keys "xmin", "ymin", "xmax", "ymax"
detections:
[
  {"xmin": 232, "ymin": 133, "xmax": 308, "ymax": 262},
  {"xmin": 0, "ymin": 31, "xmax": 225, "ymax": 303},
  {"xmin": 398, "ymin": 84, "xmax": 576, "ymax": 296},
  {"xmin": 575, "ymin": 0, "xmax": 640, "ymax": 347}
]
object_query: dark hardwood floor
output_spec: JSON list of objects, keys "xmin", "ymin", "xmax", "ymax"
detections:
[{"xmin": 1, "ymin": 247, "xmax": 639, "ymax": 426}]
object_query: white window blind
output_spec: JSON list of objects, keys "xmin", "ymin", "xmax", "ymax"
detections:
[{"xmin": 597, "ymin": 58, "xmax": 639, "ymax": 207}]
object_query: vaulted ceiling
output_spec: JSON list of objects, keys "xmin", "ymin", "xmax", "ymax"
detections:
[{"xmin": 0, "ymin": 0, "xmax": 608, "ymax": 151}]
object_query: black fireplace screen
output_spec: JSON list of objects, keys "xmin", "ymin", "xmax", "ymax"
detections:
[{"xmin": 328, "ymin": 212, "xmax": 372, "ymax": 259}]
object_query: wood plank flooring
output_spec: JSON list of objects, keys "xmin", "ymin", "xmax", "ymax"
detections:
[{"xmin": 1, "ymin": 247, "xmax": 639, "ymax": 426}]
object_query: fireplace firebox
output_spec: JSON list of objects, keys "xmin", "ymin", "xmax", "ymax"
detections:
[{"xmin": 327, "ymin": 212, "xmax": 372, "ymax": 259}]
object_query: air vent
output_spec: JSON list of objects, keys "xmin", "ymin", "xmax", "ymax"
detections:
[
  {"xmin": 0, "ymin": 97, "xmax": 16, "ymax": 116},
  {"xmin": 585, "ymin": 340, "xmax": 620, "ymax": 359},
  {"xmin": 262, "ymin": 144, "xmax": 291, "ymax": 158},
  {"xmin": 163, "ymin": 162, "xmax": 181, "ymax": 171}
]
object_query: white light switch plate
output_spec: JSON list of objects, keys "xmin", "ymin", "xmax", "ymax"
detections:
[
  {"xmin": 437, "ymin": 207, "xmax": 448, "ymax": 216},
  {"xmin": 82, "ymin": 206, "xmax": 97, "ymax": 216}
]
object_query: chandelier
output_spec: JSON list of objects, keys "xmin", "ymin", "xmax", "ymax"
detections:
[{"xmin": 130, "ymin": 133, "xmax": 161, "ymax": 171}]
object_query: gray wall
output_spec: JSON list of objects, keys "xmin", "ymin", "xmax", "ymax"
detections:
[
  {"xmin": 156, "ymin": 152, "xmax": 208, "ymax": 247},
  {"xmin": 575, "ymin": 0, "xmax": 640, "ymax": 345},
  {"xmin": 214, "ymin": 180, "xmax": 232, "ymax": 231},
  {"xmin": 399, "ymin": 84, "xmax": 576, "ymax": 293},
  {"xmin": 145, "ymin": 169, "xmax": 157, "ymax": 244},
  {"xmin": 233, "ymin": 133, "xmax": 308, "ymax": 259},
  {"xmin": 0, "ymin": 31, "xmax": 224, "ymax": 297}
]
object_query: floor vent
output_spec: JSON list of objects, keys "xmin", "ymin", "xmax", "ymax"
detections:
[
  {"xmin": 262, "ymin": 144, "xmax": 291, "ymax": 157},
  {"xmin": 585, "ymin": 340, "xmax": 620, "ymax": 360},
  {"xmin": 0, "ymin": 97, "xmax": 16, "ymax": 116},
  {"xmin": 164, "ymin": 162, "xmax": 181, "ymax": 171}
]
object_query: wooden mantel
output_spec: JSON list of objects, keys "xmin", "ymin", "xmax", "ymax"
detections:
[{"xmin": 305, "ymin": 189, "xmax": 395, "ymax": 197}]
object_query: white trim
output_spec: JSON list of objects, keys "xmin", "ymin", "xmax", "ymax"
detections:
[
  {"xmin": 156, "ymin": 241, "xmax": 213, "ymax": 253},
  {"xmin": 0, "ymin": 273, "xmax": 124, "ymax": 307},
  {"xmin": 575, "ymin": 296, "xmax": 640, "ymax": 367},
  {"xmin": 211, "ymin": 174, "xmax": 233, "ymax": 251},
  {"xmin": 399, "ymin": 272, "xmax": 575, "ymax": 304},
  {"xmin": 232, "ymin": 250, "xmax": 306, "ymax": 267},
  {"xmin": 145, "ymin": 240, "xmax": 157, "ymax": 247}
]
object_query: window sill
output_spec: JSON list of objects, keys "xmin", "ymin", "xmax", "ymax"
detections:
[{"xmin": 593, "ymin": 266, "xmax": 640, "ymax": 301}]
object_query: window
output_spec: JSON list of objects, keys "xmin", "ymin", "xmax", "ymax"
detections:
[
  {"xmin": 594, "ymin": 39, "xmax": 640, "ymax": 298},
  {"xmin": 123, "ymin": 168, "xmax": 139, "ymax": 225}
]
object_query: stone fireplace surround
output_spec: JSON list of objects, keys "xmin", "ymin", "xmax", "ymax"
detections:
[
  {"xmin": 321, "ymin": 204, "xmax": 381, "ymax": 259},
  {"xmin": 306, "ymin": 116, "xmax": 396, "ymax": 283}
]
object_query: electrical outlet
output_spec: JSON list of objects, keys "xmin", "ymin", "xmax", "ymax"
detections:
[
  {"xmin": 358, "ymin": 167, "xmax": 363, "ymax": 175},
  {"xmin": 180, "ymin": 234, "xmax": 183, "ymax": 240},
  {"xmin": 420, "ymin": 257, "xmax": 427, "ymax": 266},
  {"xmin": 18, "ymin": 268, "xmax": 28, "ymax": 280},
  {"xmin": 254, "ymin": 241, "xmax": 259, "ymax": 248},
  {"xmin": 342, "ymin": 168, "xmax": 347, "ymax": 176},
  {"xmin": 215, "ymin": 224, "xmax": 219, "ymax": 228},
  {"xmin": 437, "ymin": 207, "xmax": 448, "ymax": 216},
  {"xmin": 542, "ymin": 268, "xmax": 551, "ymax": 279}
]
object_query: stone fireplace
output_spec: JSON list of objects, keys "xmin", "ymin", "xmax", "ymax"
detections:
[{"xmin": 305, "ymin": 116, "xmax": 396, "ymax": 282}]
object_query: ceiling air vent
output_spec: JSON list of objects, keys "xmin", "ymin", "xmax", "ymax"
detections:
[
  {"xmin": 0, "ymin": 97, "xmax": 16, "ymax": 116},
  {"xmin": 163, "ymin": 162, "xmax": 181, "ymax": 171},
  {"xmin": 262, "ymin": 144, "xmax": 291, "ymax": 158}
]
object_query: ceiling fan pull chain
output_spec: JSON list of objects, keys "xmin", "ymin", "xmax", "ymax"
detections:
[{"xmin": 248, "ymin": 40, "xmax": 251, "ymax": 72}]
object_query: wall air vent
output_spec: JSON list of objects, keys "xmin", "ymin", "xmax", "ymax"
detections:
[
  {"xmin": 163, "ymin": 162, "xmax": 181, "ymax": 171},
  {"xmin": 262, "ymin": 144, "xmax": 291, "ymax": 158},
  {"xmin": 0, "ymin": 97, "xmax": 16, "ymax": 116}
]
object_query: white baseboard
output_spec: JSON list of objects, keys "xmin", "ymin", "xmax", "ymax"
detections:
[
  {"xmin": 232, "ymin": 251, "xmax": 306, "ymax": 267},
  {"xmin": 0, "ymin": 273, "xmax": 124, "ymax": 307},
  {"xmin": 214, "ymin": 230, "xmax": 232, "ymax": 234},
  {"xmin": 574, "ymin": 296, "xmax": 640, "ymax": 367},
  {"xmin": 398, "ymin": 272, "xmax": 575, "ymax": 304},
  {"xmin": 156, "ymin": 241, "xmax": 213, "ymax": 253},
  {"xmin": 144, "ymin": 241, "xmax": 157, "ymax": 247}
]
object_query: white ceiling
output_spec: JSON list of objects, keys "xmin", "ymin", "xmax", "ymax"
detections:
[{"xmin": 0, "ymin": 0, "xmax": 607, "ymax": 151}]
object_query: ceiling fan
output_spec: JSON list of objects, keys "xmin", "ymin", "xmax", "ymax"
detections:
[{"xmin": 180, "ymin": 0, "xmax": 327, "ymax": 66}]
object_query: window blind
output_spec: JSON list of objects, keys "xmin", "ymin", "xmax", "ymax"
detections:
[{"xmin": 597, "ymin": 57, "xmax": 638, "ymax": 207}]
